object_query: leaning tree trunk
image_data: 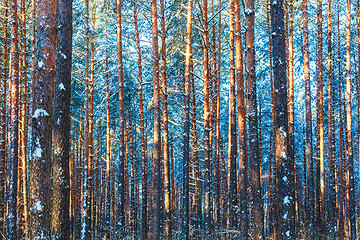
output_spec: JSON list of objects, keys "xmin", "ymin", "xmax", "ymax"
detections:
[
  {"xmin": 52, "ymin": 0, "xmax": 72, "ymax": 238},
  {"xmin": 29, "ymin": 0, "xmax": 57, "ymax": 238},
  {"xmin": 8, "ymin": 0, "xmax": 20, "ymax": 238},
  {"xmin": 245, "ymin": 0, "xmax": 263, "ymax": 237}
]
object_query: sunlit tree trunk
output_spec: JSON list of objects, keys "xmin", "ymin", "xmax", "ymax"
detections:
[
  {"xmin": 52, "ymin": 0, "xmax": 72, "ymax": 238},
  {"xmin": 234, "ymin": 0, "xmax": 247, "ymax": 237},
  {"xmin": 116, "ymin": 0, "xmax": 126, "ymax": 235},
  {"xmin": 29, "ymin": 0, "xmax": 57, "ymax": 237},
  {"xmin": 8, "ymin": 0, "xmax": 20, "ymax": 237},
  {"xmin": 151, "ymin": 0, "xmax": 162, "ymax": 237},
  {"xmin": 302, "ymin": 0, "xmax": 314, "ymax": 234},
  {"xmin": 344, "ymin": 0, "xmax": 356, "ymax": 237},
  {"xmin": 182, "ymin": 0, "xmax": 193, "ymax": 237},
  {"xmin": 315, "ymin": 0, "xmax": 325, "ymax": 236},
  {"xmin": 227, "ymin": 0, "xmax": 237, "ymax": 231},
  {"xmin": 160, "ymin": 0, "xmax": 171, "ymax": 237},
  {"xmin": 245, "ymin": 0, "xmax": 263, "ymax": 237}
]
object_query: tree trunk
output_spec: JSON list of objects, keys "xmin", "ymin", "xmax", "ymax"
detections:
[
  {"xmin": 302, "ymin": 0, "xmax": 314, "ymax": 234},
  {"xmin": 0, "ymin": 4, "xmax": 8, "ymax": 234},
  {"xmin": 182, "ymin": 0, "xmax": 193, "ymax": 237},
  {"xmin": 8, "ymin": 0, "xmax": 20, "ymax": 237},
  {"xmin": 270, "ymin": 0, "xmax": 295, "ymax": 238},
  {"xmin": 327, "ymin": 0, "xmax": 337, "ymax": 235},
  {"xmin": 52, "ymin": 0, "xmax": 72, "ymax": 238},
  {"xmin": 202, "ymin": 0, "xmax": 212, "ymax": 234},
  {"xmin": 160, "ymin": 0, "xmax": 171, "ymax": 237},
  {"xmin": 133, "ymin": 4, "xmax": 148, "ymax": 239},
  {"xmin": 227, "ymin": 0, "xmax": 237, "ymax": 231},
  {"xmin": 315, "ymin": 0, "xmax": 325, "ymax": 236},
  {"xmin": 151, "ymin": 0, "xmax": 162, "ymax": 237},
  {"xmin": 345, "ymin": 0, "xmax": 356, "ymax": 237},
  {"xmin": 29, "ymin": 0, "xmax": 57, "ymax": 237},
  {"xmin": 245, "ymin": 0, "xmax": 263, "ymax": 237},
  {"xmin": 116, "ymin": 0, "xmax": 126, "ymax": 235}
]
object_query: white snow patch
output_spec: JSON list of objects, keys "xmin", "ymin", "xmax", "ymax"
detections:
[
  {"xmin": 59, "ymin": 83, "xmax": 66, "ymax": 91},
  {"xmin": 283, "ymin": 176, "xmax": 288, "ymax": 182},
  {"xmin": 38, "ymin": 60, "xmax": 45, "ymax": 69},
  {"xmin": 34, "ymin": 200, "xmax": 43, "ymax": 212},
  {"xmin": 286, "ymin": 230, "xmax": 290, "ymax": 237},
  {"xmin": 60, "ymin": 51, "xmax": 67, "ymax": 59},
  {"xmin": 32, "ymin": 109, "xmax": 49, "ymax": 119},
  {"xmin": 283, "ymin": 212, "xmax": 288, "ymax": 219},
  {"xmin": 283, "ymin": 196, "xmax": 290, "ymax": 204},
  {"xmin": 34, "ymin": 147, "xmax": 43, "ymax": 158}
]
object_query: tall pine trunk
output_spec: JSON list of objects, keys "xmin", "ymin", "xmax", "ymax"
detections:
[
  {"xmin": 52, "ymin": 0, "xmax": 72, "ymax": 238},
  {"xmin": 29, "ymin": 0, "xmax": 57, "ymax": 237},
  {"xmin": 245, "ymin": 0, "xmax": 263, "ymax": 237},
  {"xmin": 8, "ymin": 0, "xmax": 20, "ymax": 237},
  {"xmin": 151, "ymin": 0, "xmax": 162, "ymax": 237}
]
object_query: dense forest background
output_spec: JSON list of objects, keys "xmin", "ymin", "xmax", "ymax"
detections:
[{"xmin": 0, "ymin": 0, "xmax": 359, "ymax": 238}]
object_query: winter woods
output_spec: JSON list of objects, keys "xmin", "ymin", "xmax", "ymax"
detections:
[{"xmin": 0, "ymin": 0, "xmax": 360, "ymax": 239}]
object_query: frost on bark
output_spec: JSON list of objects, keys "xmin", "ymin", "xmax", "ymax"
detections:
[
  {"xmin": 245, "ymin": 0, "xmax": 263, "ymax": 237},
  {"xmin": 29, "ymin": 0, "xmax": 57, "ymax": 238},
  {"xmin": 182, "ymin": 0, "xmax": 193, "ymax": 237},
  {"xmin": 7, "ymin": 0, "xmax": 19, "ymax": 238},
  {"xmin": 52, "ymin": 0, "xmax": 72, "ymax": 238},
  {"xmin": 270, "ymin": 0, "xmax": 295, "ymax": 238}
]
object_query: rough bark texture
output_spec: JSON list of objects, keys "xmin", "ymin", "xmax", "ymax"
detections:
[
  {"xmin": 52, "ymin": 0, "xmax": 72, "ymax": 238},
  {"xmin": 271, "ymin": 0, "xmax": 295, "ymax": 238},
  {"xmin": 0, "ymin": 3, "xmax": 8, "ymax": 235},
  {"xmin": 29, "ymin": 0, "xmax": 57, "ymax": 238},
  {"xmin": 8, "ymin": 0, "xmax": 20, "ymax": 238},
  {"xmin": 245, "ymin": 0, "xmax": 263, "ymax": 237}
]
